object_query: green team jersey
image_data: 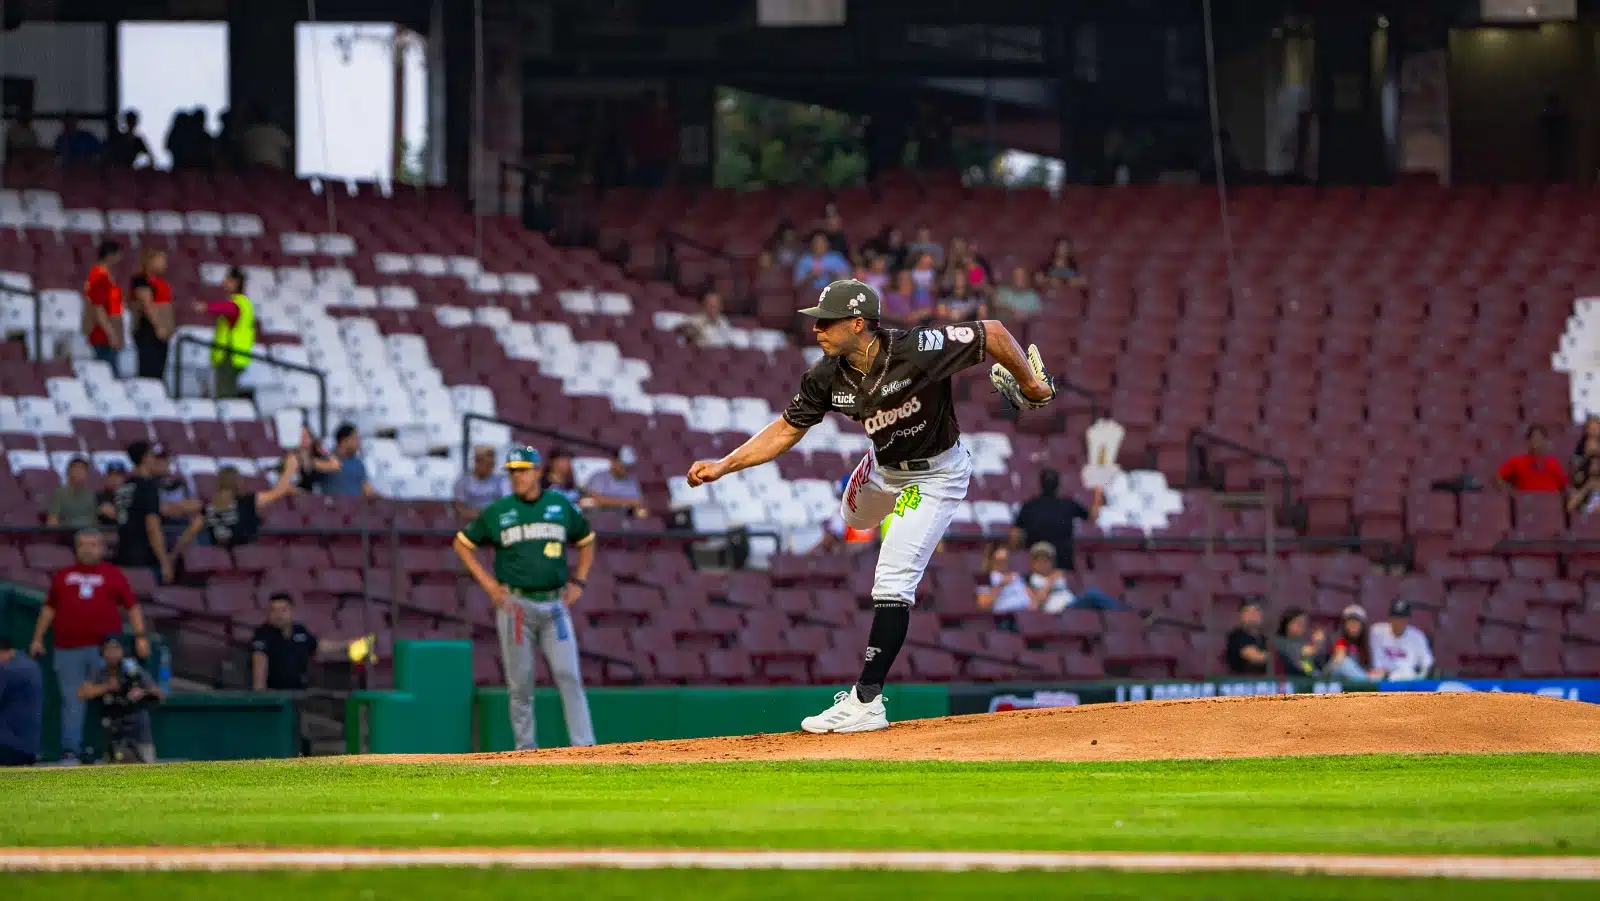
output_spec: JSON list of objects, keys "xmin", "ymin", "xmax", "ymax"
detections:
[{"xmin": 458, "ymin": 490, "xmax": 594, "ymax": 593}]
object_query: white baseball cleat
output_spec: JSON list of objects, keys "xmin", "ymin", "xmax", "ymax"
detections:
[{"xmin": 801, "ymin": 687, "xmax": 889, "ymax": 734}]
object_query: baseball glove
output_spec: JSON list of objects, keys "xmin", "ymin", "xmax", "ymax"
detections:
[{"xmin": 990, "ymin": 344, "xmax": 1057, "ymax": 411}]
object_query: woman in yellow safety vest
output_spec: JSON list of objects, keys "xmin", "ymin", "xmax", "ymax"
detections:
[{"xmin": 196, "ymin": 266, "xmax": 255, "ymax": 399}]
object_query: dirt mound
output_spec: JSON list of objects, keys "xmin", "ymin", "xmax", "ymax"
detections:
[{"xmin": 423, "ymin": 692, "xmax": 1600, "ymax": 765}]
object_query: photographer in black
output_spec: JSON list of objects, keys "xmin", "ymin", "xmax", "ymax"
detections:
[{"xmin": 77, "ymin": 634, "xmax": 164, "ymax": 763}]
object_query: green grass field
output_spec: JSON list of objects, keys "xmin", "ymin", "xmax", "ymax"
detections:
[{"xmin": 3, "ymin": 753, "xmax": 1597, "ymax": 898}]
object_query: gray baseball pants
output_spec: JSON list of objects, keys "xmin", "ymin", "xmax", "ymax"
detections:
[
  {"xmin": 496, "ymin": 591, "xmax": 596, "ymax": 750},
  {"xmin": 840, "ymin": 441, "xmax": 974, "ymax": 604}
]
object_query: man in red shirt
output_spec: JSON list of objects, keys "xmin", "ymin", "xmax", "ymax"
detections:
[
  {"xmin": 1497, "ymin": 424, "xmax": 1569, "ymax": 493},
  {"xmin": 83, "ymin": 241, "xmax": 125, "ymax": 376},
  {"xmin": 27, "ymin": 529, "xmax": 147, "ymax": 763}
]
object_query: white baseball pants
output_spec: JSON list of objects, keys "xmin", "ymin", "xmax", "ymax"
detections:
[{"xmin": 839, "ymin": 441, "xmax": 973, "ymax": 605}]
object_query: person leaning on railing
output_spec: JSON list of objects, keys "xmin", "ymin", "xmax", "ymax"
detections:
[{"xmin": 192, "ymin": 266, "xmax": 254, "ymax": 400}]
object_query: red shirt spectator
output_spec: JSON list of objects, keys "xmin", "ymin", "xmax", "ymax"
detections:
[
  {"xmin": 44, "ymin": 559, "xmax": 136, "ymax": 650},
  {"xmin": 84, "ymin": 261, "xmax": 122, "ymax": 348},
  {"xmin": 1498, "ymin": 425, "xmax": 1567, "ymax": 493}
]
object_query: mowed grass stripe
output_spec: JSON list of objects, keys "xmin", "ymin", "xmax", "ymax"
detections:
[
  {"xmin": 3, "ymin": 848, "xmax": 1600, "ymax": 881},
  {"xmin": 2, "ymin": 755, "xmax": 1596, "ymax": 855}
]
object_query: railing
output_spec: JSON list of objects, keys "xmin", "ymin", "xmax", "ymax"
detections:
[
  {"xmin": 171, "ymin": 335, "xmax": 330, "ymax": 438},
  {"xmin": 460, "ymin": 413, "xmax": 617, "ymax": 467},
  {"xmin": 1186, "ymin": 428, "xmax": 1301, "ymax": 529},
  {"xmin": 658, "ymin": 228, "xmax": 756, "ymax": 314},
  {"xmin": 0, "ymin": 284, "xmax": 43, "ymax": 359}
]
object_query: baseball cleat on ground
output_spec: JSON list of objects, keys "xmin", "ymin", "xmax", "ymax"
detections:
[{"xmin": 802, "ymin": 688, "xmax": 891, "ymax": 734}]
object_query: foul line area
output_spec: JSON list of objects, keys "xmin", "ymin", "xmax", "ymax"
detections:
[{"xmin": 1, "ymin": 849, "xmax": 1597, "ymax": 880}]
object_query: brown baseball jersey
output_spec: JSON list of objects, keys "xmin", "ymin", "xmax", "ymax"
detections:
[{"xmin": 782, "ymin": 321, "xmax": 988, "ymax": 465}]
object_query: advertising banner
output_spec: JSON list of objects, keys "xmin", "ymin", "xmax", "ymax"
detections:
[
  {"xmin": 949, "ymin": 678, "xmax": 1357, "ymax": 716},
  {"xmin": 1379, "ymin": 679, "xmax": 1600, "ymax": 704}
]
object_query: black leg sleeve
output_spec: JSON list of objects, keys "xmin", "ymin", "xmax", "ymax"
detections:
[{"xmin": 854, "ymin": 600, "xmax": 911, "ymax": 702}]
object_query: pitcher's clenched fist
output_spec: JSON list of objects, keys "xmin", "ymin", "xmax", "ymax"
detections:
[{"xmin": 686, "ymin": 459, "xmax": 727, "ymax": 487}]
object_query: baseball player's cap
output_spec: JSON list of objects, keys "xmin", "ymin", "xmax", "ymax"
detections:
[
  {"xmin": 799, "ymin": 279, "xmax": 881, "ymax": 320},
  {"xmin": 1389, "ymin": 599, "xmax": 1413, "ymax": 618},
  {"xmin": 504, "ymin": 445, "xmax": 542, "ymax": 470}
]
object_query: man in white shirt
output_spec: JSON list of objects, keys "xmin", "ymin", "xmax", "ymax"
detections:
[
  {"xmin": 976, "ymin": 545, "xmax": 1031, "ymax": 613},
  {"xmin": 1369, "ymin": 599, "xmax": 1435, "ymax": 681},
  {"xmin": 675, "ymin": 290, "xmax": 735, "ymax": 348}
]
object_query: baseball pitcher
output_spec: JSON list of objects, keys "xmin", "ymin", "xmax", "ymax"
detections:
[
  {"xmin": 687, "ymin": 279, "xmax": 1055, "ymax": 733},
  {"xmin": 454, "ymin": 445, "xmax": 597, "ymax": 750}
]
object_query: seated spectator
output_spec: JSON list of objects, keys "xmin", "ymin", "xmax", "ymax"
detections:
[
  {"xmin": 769, "ymin": 221, "xmax": 803, "ymax": 269},
  {"xmin": 821, "ymin": 208, "xmax": 850, "ymax": 256},
  {"xmin": 675, "ymin": 289, "xmax": 735, "ymax": 348},
  {"xmin": 454, "ymin": 446, "xmax": 510, "ymax": 521},
  {"xmin": 78, "ymin": 634, "xmax": 163, "ymax": 764},
  {"xmin": 0, "ymin": 636, "xmax": 43, "ymax": 767},
  {"xmin": 104, "ymin": 110, "xmax": 151, "ymax": 168},
  {"xmin": 251, "ymin": 593, "xmax": 359, "ymax": 691},
  {"xmin": 1023, "ymin": 542, "xmax": 1124, "ymax": 613},
  {"xmin": 865, "ymin": 226, "xmax": 907, "ymax": 270},
  {"xmin": 289, "ymin": 425, "xmax": 339, "ymax": 494},
  {"xmin": 947, "ymin": 237, "xmax": 993, "ymax": 292},
  {"xmin": 46, "ymin": 457, "xmax": 99, "ymax": 530},
  {"xmin": 936, "ymin": 270, "xmax": 987, "ymax": 322},
  {"xmin": 906, "ymin": 225, "xmax": 944, "ymax": 268},
  {"xmin": 541, "ymin": 451, "xmax": 582, "ymax": 504},
  {"xmin": 322, "ymin": 423, "xmax": 376, "ymax": 498},
  {"xmin": 1369, "ymin": 599, "xmax": 1434, "ymax": 680},
  {"xmin": 792, "ymin": 232, "xmax": 851, "ymax": 291},
  {"xmin": 857, "ymin": 254, "xmax": 889, "ymax": 295},
  {"xmin": 5, "ymin": 114, "xmax": 41, "ymax": 158},
  {"xmin": 993, "ymin": 266, "xmax": 1044, "ymax": 319},
  {"xmin": 1570, "ymin": 456, "xmax": 1600, "ymax": 515},
  {"xmin": 976, "ymin": 544, "xmax": 1032, "ymax": 613},
  {"xmin": 1038, "ymin": 237, "xmax": 1087, "ymax": 290},
  {"xmin": 1272, "ymin": 606, "xmax": 1326, "ymax": 677},
  {"xmin": 96, "ymin": 463, "xmax": 127, "ymax": 525},
  {"xmin": 581, "ymin": 446, "xmax": 647, "ymax": 517},
  {"xmin": 54, "ymin": 115, "xmax": 102, "ymax": 163},
  {"xmin": 1497, "ymin": 424, "xmax": 1566, "ymax": 493},
  {"xmin": 1325, "ymin": 605, "xmax": 1383, "ymax": 682},
  {"xmin": 1572, "ymin": 416, "xmax": 1600, "ymax": 478},
  {"xmin": 1224, "ymin": 600, "xmax": 1269, "ymax": 675},
  {"xmin": 172, "ymin": 459, "xmax": 298, "ymax": 554},
  {"xmin": 882, "ymin": 269, "xmax": 937, "ymax": 326}
]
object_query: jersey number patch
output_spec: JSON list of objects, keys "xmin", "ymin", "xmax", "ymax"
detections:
[
  {"xmin": 945, "ymin": 325, "xmax": 975, "ymax": 344},
  {"xmin": 543, "ymin": 541, "xmax": 563, "ymax": 558},
  {"xmin": 917, "ymin": 330, "xmax": 945, "ymax": 352}
]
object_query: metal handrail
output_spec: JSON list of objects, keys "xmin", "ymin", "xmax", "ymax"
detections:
[
  {"xmin": 460, "ymin": 412, "xmax": 617, "ymax": 464},
  {"xmin": 1186, "ymin": 428, "xmax": 1297, "ymax": 524},
  {"xmin": 658, "ymin": 228, "xmax": 754, "ymax": 313},
  {"xmin": 171, "ymin": 335, "xmax": 329, "ymax": 438}
]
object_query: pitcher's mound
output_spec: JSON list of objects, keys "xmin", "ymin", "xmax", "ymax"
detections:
[{"xmin": 457, "ymin": 691, "xmax": 1600, "ymax": 765}]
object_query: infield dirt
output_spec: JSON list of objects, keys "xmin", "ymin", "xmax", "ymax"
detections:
[{"xmin": 362, "ymin": 691, "xmax": 1600, "ymax": 766}]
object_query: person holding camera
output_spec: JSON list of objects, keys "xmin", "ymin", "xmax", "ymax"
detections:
[{"xmin": 77, "ymin": 635, "xmax": 164, "ymax": 764}]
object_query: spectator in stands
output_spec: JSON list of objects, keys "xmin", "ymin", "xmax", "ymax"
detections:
[
  {"xmin": 1325, "ymin": 605, "xmax": 1383, "ymax": 682},
  {"xmin": 129, "ymin": 248, "xmax": 174, "ymax": 380},
  {"xmin": 29, "ymin": 529, "xmax": 147, "ymax": 764},
  {"xmin": 160, "ymin": 460, "xmax": 201, "ymax": 533},
  {"xmin": 0, "ymin": 636, "xmax": 43, "ymax": 767},
  {"xmin": 116, "ymin": 441, "xmax": 178, "ymax": 584},
  {"xmin": 908, "ymin": 251, "xmax": 940, "ymax": 299},
  {"xmin": 104, "ymin": 110, "xmax": 151, "ymax": 168},
  {"xmin": 1496, "ymin": 424, "xmax": 1567, "ymax": 493},
  {"xmin": 1570, "ymin": 456, "xmax": 1600, "ymax": 515},
  {"xmin": 581, "ymin": 446, "xmax": 647, "ymax": 517},
  {"xmin": 1224, "ymin": 600, "xmax": 1269, "ymax": 675},
  {"xmin": 882, "ymin": 269, "xmax": 936, "ymax": 326},
  {"xmin": 1571, "ymin": 416, "xmax": 1600, "ymax": 478},
  {"xmin": 96, "ymin": 463, "xmax": 127, "ymax": 525},
  {"xmin": 976, "ymin": 544, "xmax": 1032, "ymax": 613},
  {"xmin": 993, "ymin": 266, "xmax": 1044, "ymax": 319},
  {"xmin": 936, "ymin": 270, "xmax": 986, "ymax": 322},
  {"xmin": 197, "ymin": 267, "xmax": 254, "ymax": 400},
  {"xmin": 251, "ymin": 593, "xmax": 319, "ymax": 691},
  {"xmin": 5, "ymin": 114, "xmax": 41, "ymax": 158},
  {"xmin": 947, "ymin": 237, "xmax": 993, "ymax": 292},
  {"xmin": 821, "ymin": 208, "xmax": 850, "ymax": 256},
  {"xmin": 54, "ymin": 115, "xmax": 101, "ymax": 164},
  {"xmin": 78, "ymin": 634, "xmax": 162, "ymax": 764},
  {"xmin": 793, "ymin": 232, "xmax": 851, "ymax": 291},
  {"xmin": 1011, "ymin": 469, "xmax": 1100, "ymax": 571},
  {"xmin": 769, "ymin": 222, "xmax": 803, "ymax": 269},
  {"xmin": 865, "ymin": 226, "xmax": 908, "ymax": 271},
  {"xmin": 323, "ymin": 424, "xmax": 376, "ymax": 498},
  {"xmin": 675, "ymin": 289, "xmax": 735, "ymax": 348},
  {"xmin": 83, "ymin": 241, "xmax": 125, "ymax": 376},
  {"xmin": 1023, "ymin": 541, "xmax": 1125, "ymax": 613},
  {"xmin": 45, "ymin": 457, "xmax": 99, "ymax": 530},
  {"xmin": 214, "ymin": 107, "xmax": 243, "ymax": 171},
  {"xmin": 239, "ymin": 103, "xmax": 291, "ymax": 170},
  {"xmin": 290, "ymin": 425, "xmax": 339, "ymax": 494},
  {"xmin": 172, "ymin": 458, "xmax": 298, "ymax": 554},
  {"xmin": 1271, "ymin": 606, "xmax": 1327, "ymax": 677},
  {"xmin": 857, "ymin": 254, "xmax": 890, "ymax": 295},
  {"xmin": 454, "ymin": 446, "xmax": 509, "ymax": 522},
  {"xmin": 541, "ymin": 451, "xmax": 582, "ymax": 504},
  {"xmin": 1038, "ymin": 238, "xmax": 1087, "ymax": 291},
  {"xmin": 1369, "ymin": 599, "xmax": 1434, "ymax": 681},
  {"xmin": 906, "ymin": 225, "xmax": 944, "ymax": 267}
]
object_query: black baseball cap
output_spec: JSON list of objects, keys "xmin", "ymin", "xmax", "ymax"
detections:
[
  {"xmin": 1389, "ymin": 599, "xmax": 1413, "ymax": 617},
  {"xmin": 127, "ymin": 441, "xmax": 169, "ymax": 466},
  {"xmin": 799, "ymin": 279, "xmax": 881, "ymax": 320}
]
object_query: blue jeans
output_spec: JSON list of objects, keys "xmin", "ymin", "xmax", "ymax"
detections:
[
  {"xmin": 92, "ymin": 344, "xmax": 120, "ymax": 376},
  {"xmin": 1070, "ymin": 588, "xmax": 1128, "ymax": 612},
  {"xmin": 52, "ymin": 646, "xmax": 103, "ymax": 757}
]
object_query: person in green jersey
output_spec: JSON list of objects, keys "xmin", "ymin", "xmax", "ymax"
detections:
[{"xmin": 454, "ymin": 445, "xmax": 597, "ymax": 750}]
